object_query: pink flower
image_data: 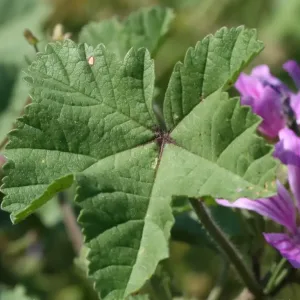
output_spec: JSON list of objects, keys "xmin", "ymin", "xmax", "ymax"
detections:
[
  {"xmin": 235, "ymin": 63, "xmax": 300, "ymax": 138},
  {"xmin": 217, "ymin": 128, "xmax": 300, "ymax": 267}
]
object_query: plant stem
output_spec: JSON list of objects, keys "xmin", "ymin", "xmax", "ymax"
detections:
[
  {"xmin": 58, "ymin": 192, "xmax": 83, "ymax": 256},
  {"xmin": 264, "ymin": 258, "xmax": 288, "ymax": 295},
  {"xmin": 189, "ymin": 198, "xmax": 263, "ymax": 299}
]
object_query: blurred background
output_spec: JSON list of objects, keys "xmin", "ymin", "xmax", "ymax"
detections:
[{"xmin": 1, "ymin": 0, "xmax": 300, "ymax": 299}]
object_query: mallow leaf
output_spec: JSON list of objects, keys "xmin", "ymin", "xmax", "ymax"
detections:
[
  {"xmin": 79, "ymin": 6, "xmax": 174, "ymax": 58},
  {"xmin": 164, "ymin": 26, "xmax": 264, "ymax": 129},
  {"xmin": 1, "ymin": 27, "xmax": 277, "ymax": 299}
]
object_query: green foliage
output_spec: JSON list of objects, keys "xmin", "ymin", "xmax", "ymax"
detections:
[
  {"xmin": 36, "ymin": 197, "xmax": 62, "ymax": 227},
  {"xmin": 1, "ymin": 26, "xmax": 277, "ymax": 299},
  {"xmin": 163, "ymin": 26, "xmax": 264, "ymax": 129},
  {"xmin": 173, "ymin": 204, "xmax": 251, "ymax": 251},
  {"xmin": 0, "ymin": 73, "xmax": 29, "ymax": 144},
  {"xmin": 0, "ymin": 0, "xmax": 49, "ymax": 143},
  {"xmin": 128, "ymin": 295, "xmax": 149, "ymax": 300},
  {"xmin": 79, "ymin": 6, "xmax": 174, "ymax": 58},
  {"xmin": 0, "ymin": 286, "xmax": 37, "ymax": 300},
  {"xmin": 161, "ymin": 0, "xmax": 201, "ymax": 10},
  {"xmin": 0, "ymin": 0, "xmax": 48, "ymax": 64},
  {"xmin": 265, "ymin": 0, "xmax": 300, "ymax": 40}
]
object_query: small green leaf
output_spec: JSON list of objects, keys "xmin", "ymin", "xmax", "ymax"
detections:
[
  {"xmin": 163, "ymin": 26, "xmax": 264, "ymax": 129},
  {"xmin": 79, "ymin": 6, "xmax": 174, "ymax": 58},
  {"xmin": 1, "ymin": 27, "xmax": 277, "ymax": 299}
]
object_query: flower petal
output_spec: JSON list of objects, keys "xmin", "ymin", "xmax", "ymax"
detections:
[
  {"xmin": 253, "ymin": 86, "xmax": 285, "ymax": 138},
  {"xmin": 275, "ymin": 128, "xmax": 300, "ymax": 210},
  {"xmin": 263, "ymin": 233, "xmax": 300, "ymax": 268},
  {"xmin": 283, "ymin": 60, "xmax": 300, "ymax": 89},
  {"xmin": 291, "ymin": 92, "xmax": 300, "ymax": 121},
  {"xmin": 235, "ymin": 73, "xmax": 263, "ymax": 100},
  {"xmin": 275, "ymin": 128, "xmax": 300, "ymax": 167},
  {"xmin": 216, "ymin": 181, "xmax": 297, "ymax": 233},
  {"xmin": 235, "ymin": 65, "xmax": 290, "ymax": 138},
  {"xmin": 251, "ymin": 65, "xmax": 283, "ymax": 87}
]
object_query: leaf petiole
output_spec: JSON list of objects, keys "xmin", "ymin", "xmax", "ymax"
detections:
[{"xmin": 189, "ymin": 198, "xmax": 263, "ymax": 299}]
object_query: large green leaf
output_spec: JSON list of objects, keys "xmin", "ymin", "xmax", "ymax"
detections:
[
  {"xmin": 79, "ymin": 6, "xmax": 174, "ymax": 58},
  {"xmin": 1, "ymin": 27, "xmax": 277, "ymax": 299},
  {"xmin": 163, "ymin": 26, "xmax": 264, "ymax": 129}
]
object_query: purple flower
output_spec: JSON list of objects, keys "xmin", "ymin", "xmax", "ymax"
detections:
[
  {"xmin": 217, "ymin": 127, "xmax": 300, "ymax": 267},
  {"xmin": 217, "ymin": 182, "xmax": 300, "ymax": 267},
  {"xmin": 274, "ymin": 128, "xmax": 300, "ymax": 210},
  {"xmin": 283, "ymin": 60, "xmax": 300, "ymax": 90},
  {"xmin": 235, "ymin": 63, "xmax": 300, "ymax": 138}
]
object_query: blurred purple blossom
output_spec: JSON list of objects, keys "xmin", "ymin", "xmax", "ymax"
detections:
[
  {"xmin": 217, "ymin": 128, "xmax": 300, "ymax": 267},
  {"xmin": 283, "ymin": 60, "xmax": 300, "ymax": 90},
  {"xmin": 235, "ymin": 62, "xmax": 300, "ymax": 138}
]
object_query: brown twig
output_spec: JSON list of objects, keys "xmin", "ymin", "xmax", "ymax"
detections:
[{"xmin": 58, "ymin": 192, "xmax": 83, "ymax": 256}]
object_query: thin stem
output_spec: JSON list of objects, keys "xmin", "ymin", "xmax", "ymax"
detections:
[
  {"xmin": 189, "ymin": 199, "xmax": 263, "ymax": 299},
  {"xmin": 33, "ymin": 44, "xmax": 39, "ymax": 54},
  {"xmin": 264, "ymin": 258, "xmax": 288, "ymax": 295},
  {"xmin": 206, "ymin": 258, "xmax": 229, "ymax": 300},
  {"xmin": 58, "ymin": 192, "xmax": 83, "ymax": 256}
]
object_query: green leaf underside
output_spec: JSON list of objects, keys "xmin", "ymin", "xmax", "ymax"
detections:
[
  {"xmin": 1, "ymin": 27, "xmax": 277, "ymax": 299},
  {"xmin": 79, "ymin": 6, "xmax": 174, "ymax": 58}
]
